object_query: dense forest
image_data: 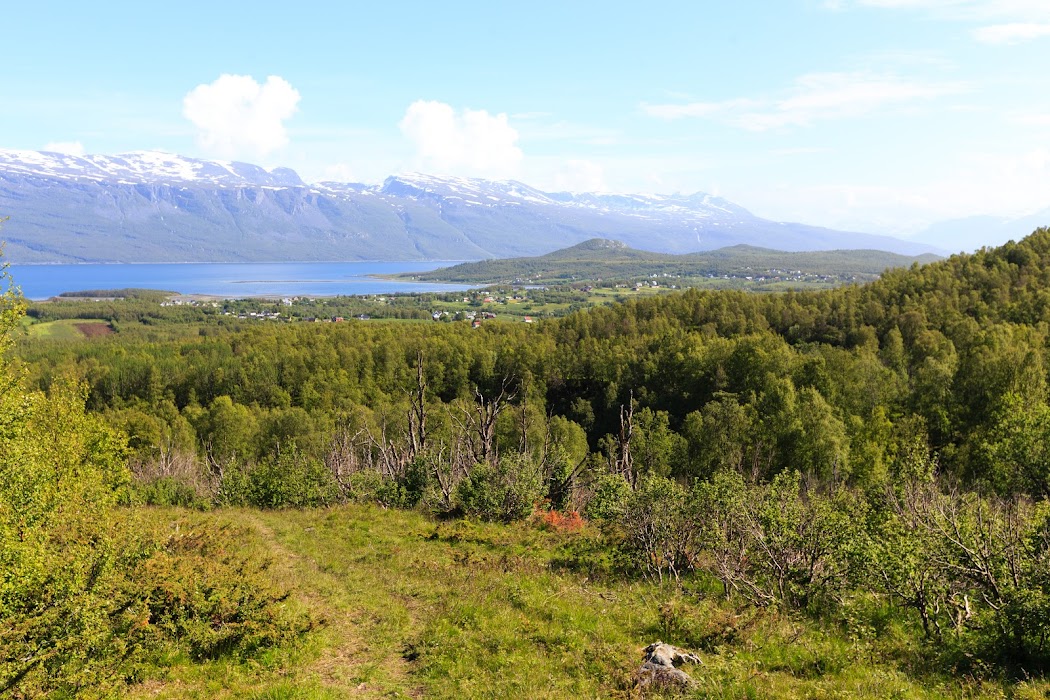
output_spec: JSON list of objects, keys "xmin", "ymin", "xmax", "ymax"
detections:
[{"xmin": 6, "ymin": 228, "xmax": 1050, "ymax": 696}]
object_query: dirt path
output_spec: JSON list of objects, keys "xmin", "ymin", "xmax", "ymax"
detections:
[{"xmin": 243, "ymin": 510, "xmax": 425, "ymax": 698}]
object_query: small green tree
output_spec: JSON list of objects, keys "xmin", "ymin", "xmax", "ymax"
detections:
[{"xmin": 616, "ymin": 474, "xmax": 696, "ymax": 583}]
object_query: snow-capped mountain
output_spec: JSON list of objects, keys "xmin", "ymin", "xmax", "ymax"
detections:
[
  {"xmin": 363, "ymin": 172, "xmax": 753, "ymax": 222},
  {"xmin": 0, "ymin": 149, "xmax": 942, "ymax": 263},
  {"xmin": 0, "ymin": 149, "xmax": 304, "ymax": 188}
]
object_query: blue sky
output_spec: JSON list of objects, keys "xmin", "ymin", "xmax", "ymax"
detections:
[{"xmin": 3, "ymin": 0, "xmax": 1049, "ymax": 235}]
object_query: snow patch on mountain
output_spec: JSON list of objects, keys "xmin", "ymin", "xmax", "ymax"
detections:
[
  {"xmin": 0, "ymin": 149, "xmax": 746, "ymax": 223},
  {"xmin": 0, "ymin": 149, "xmax": 304, "ymax": 188},
  {"xmin": 0, "ymin": 148, "xmax": 946, "ymax": 262}
]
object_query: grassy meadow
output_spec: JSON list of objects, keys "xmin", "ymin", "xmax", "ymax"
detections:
[
  {"xmin": 124, "ymin": 504, "xmax": 1047, "ymax": 700},
  {"xmin": 24, "ymin": 317, "xmax": 112, "ymax": 340}
]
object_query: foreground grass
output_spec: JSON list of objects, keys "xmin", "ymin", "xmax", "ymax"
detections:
[{"xmin": 128, "ymin": 504, "xmax": 1050, "ymax": 699}]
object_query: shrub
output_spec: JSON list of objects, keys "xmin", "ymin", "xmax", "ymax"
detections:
[
  {"xmin": 584, "ymin": 472, "xmax": 631, "ymax": 521},
  {"xmin": 616, "ymin": 474, "xmax": 697, "ymax": 583},
  {"xmin": 218, "ymin": 445, "xmax": 340, "ymax": 508},
  {"xmin": 455, "ymin": 457, "xmax": 543, "ymax": 522},
  {"xmin": 531, "ymin": 504, "xmax": 585, "ymax": 532},
  {"xmin": 133, "ymin": 475, "xmax": 210, "ymax": 509},
  {"xmin": 128, "ymin": 518, "xmax": 306, "ymax": 661}
]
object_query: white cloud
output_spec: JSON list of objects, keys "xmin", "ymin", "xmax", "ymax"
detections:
[
  {"xmin": 641, "ymin": 99, "xmax": 757, "ymax": 120},
  {"xmin": 742, "ymin": 145, "xmax": 1050, "ymax": 234},
  {"xmin": 1009, "ymin": 110, "xmax": 1050, "ymax": 127},
  {"xmin": 399, "ymin": 100, "xmax": 523, "ymax": 177},
  {"xmin": 643, "ymin": 72, "xmax": 965, "ymax": 130},
  {"xmin": 183, "ymin": 74, "xmax": 300, "ymax": 159},
  {"xmin": 847, "ymin": 1, "xmax": 1050, "ymax": 42},
  {"xmin": 553, "ymin": 160, "xmax": 607, "ymax": 192},
  {"xmin": 855, "ymin": 0, "xmax": 1050, "ymax": 19},
  {"xmin": 769, "ymin": 147, "xmax": 829, "ymax": 156},
  {"xmin": 42, "ymin": 141, "xmax": 85, "ymax": 156},
  {"xmin": 973, "ymin": 22, "xmax": 1050, "ymax": 43}
]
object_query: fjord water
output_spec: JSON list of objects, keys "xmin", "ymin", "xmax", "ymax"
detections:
[{"xmin": 8, "ymin": 261, "xmax": 472, "ymax": 300}]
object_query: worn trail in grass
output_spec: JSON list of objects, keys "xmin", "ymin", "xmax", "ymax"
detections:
[{"xmin": 131, "ymin": 504, "xmax": 1050, "ymax": 699}]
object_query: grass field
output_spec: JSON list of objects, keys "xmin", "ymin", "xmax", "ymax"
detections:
[
  {"xmin": 125, "ymin": 504, "xmax": 1049, "ymax": 699},
  {"xmin": 26, "ymin": 318, "xmax": 112, "ymax": 339}
]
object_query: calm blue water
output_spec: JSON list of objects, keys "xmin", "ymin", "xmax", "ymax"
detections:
[{"xmin": 7, "ymin": 261, "xmax": 474, "ymax": 300}]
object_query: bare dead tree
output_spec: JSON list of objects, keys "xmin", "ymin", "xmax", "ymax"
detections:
[
  {"xmin": 453, "ymin": 377, "xmax": 516, "ymax": 467},
  {"xmin": 617, "ymin": 391, "xmax": 636, "ymax": 487},
  {"xmin": 365, "ymin": 419, "xmax": 412, "ymax": 481},
  {"xmin": 406, "ymin": 350, "xmax": 428, "ymax": 462},
  {"xmin": 325, "ymin": 424, "xmax": 368, "ymax": 494},
  {"xmin": 518, "ymin": 378, "xmax": 530, "ymax": 458},
  {"xmin": 345, "ymin": 354, "xmax": 431, "ymax": 490},
  {"xmin": 429, "ymin": 436, "xmax": 475, "ymax": 510},
  {"xmin": 202, "ymin": 439, "xmax": 237, "ymax": 504},
  {"xmin": 429, "ymin": 443, "xmax": 456, "ymax": 509}
]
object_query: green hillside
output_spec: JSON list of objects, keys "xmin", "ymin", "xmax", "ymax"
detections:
[{"xmin": 402, "ymin": 238, "xmax": 941, "ymax": 287}]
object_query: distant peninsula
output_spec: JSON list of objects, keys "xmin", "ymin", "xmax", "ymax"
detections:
[{"xmin": 399, "ymin": 238, "xmax": 942, "ymax": 289}]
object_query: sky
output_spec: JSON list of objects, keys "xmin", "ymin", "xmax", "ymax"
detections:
[{"xmin": 2, "ymin": 0, "xmax": 1049, "ymax": 236}]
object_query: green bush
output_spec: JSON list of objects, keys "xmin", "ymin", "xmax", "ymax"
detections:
[
  {"xmin": 584, "ymin": 471, "xmax": 631, "ymax": 521},
  {"xmin": 455, "ymin": 457, "xmax": 543, "ymax": 522},
  {"xmin": 218, "ymin": 446, "xmax": 340, "ymax": 508},
  {"xmin": 129, "ymin": 519, "xmax": 306, "ymax": 661},
  {"xmin": 133, "ymin": 475, "xmax": 210, "ymax": 509}
]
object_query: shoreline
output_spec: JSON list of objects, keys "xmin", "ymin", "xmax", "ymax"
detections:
[
  {"xmin": 10, "ymin": 261, "xmax": 475, "ymax": 301},
  {"xmin": 7, "ymin": 258, "xmax": 474, "ymax": 266}
]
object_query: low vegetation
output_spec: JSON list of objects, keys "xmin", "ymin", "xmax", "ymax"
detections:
[{"xmin": 6, "ymin": 226, "xmax": 1050, "ymax": 696}]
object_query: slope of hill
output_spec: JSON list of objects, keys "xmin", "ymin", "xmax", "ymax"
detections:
[
  {"xmin": 404, "ymin": 237, "xmax": 941, "ymax": 284},
  {"xmin": 0, "ymin": 149, "xmax": 941, "ymax": 263}
]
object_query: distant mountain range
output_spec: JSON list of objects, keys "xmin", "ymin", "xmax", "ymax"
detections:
[
  {"xmin": 0, "ymin": 149, "xmax": 944, "ymax": 263},
  {"xmin": 909, "ymin": 208, "xmax": 1050, "ymax": 254}
]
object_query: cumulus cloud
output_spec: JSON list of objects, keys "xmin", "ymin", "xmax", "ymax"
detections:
[
  {"xmin": 399, "ymin": 100, "xmax": 523, "ymax": 177},
  {"xmin": 183, "ymin": 74, "xmax": 300, "ymax": 158},
  {"xmin": 643, "ymin": 72, "xmax": 966, "ymax": 130},
  {"xmin": 43, "ymin": 141, "xmax": 85, "ymax": 156},
  {"xmin": 553, "ymin": 160, "xmax": 607, "ymax": 193}
]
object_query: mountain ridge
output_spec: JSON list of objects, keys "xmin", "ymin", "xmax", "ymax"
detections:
[{"xmin": 0, "ymin": 149, "xmax": 944, "ymax": 263}]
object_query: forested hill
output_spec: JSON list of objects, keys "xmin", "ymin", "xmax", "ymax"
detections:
[
  {"xmin": 541, "ymin": 227, "xmax": 1050, "ymax": 483},
  {"xmin": 15, "ymin": 227, "xmax": 1050, "ymax": 494},
  {"xmin": 402, "ymin": 238, "xmax": 942, "ymax": 284}
]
